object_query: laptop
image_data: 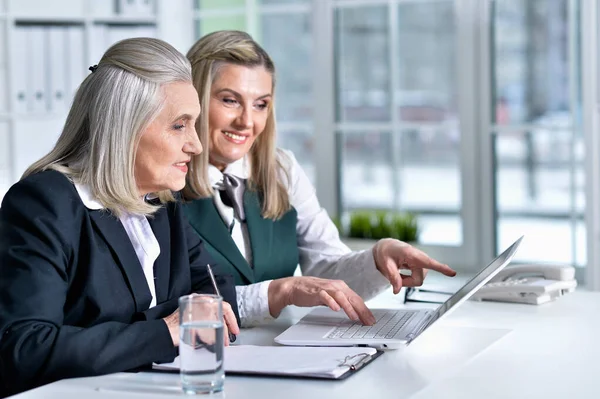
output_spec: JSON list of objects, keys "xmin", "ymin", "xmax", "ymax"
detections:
[{"xmin": 275, "ymin": 236, "xmax": 523, "ymax": 349}]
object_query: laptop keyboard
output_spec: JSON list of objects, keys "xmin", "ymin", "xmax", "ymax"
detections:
[{"xmin": 325, "ymin": 310, "xmax": 418, "ymax": 340}]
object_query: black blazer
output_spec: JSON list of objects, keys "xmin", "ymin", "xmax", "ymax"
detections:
[{"xmin": 0, "ymin": 170, "xmax": 238, "ymax": 397}]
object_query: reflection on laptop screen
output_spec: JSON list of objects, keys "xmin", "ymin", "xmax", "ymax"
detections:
[{"xmin": 423, "ymin": 236, "xmax": 523, "ymax": 329}]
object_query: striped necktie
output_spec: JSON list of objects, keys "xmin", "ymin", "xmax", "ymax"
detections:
[{"xmin": 216, "ymin": 173, "xmax": 246, "ymax": 223}]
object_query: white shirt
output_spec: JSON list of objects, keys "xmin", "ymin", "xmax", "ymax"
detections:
[
  {"xmin": 210, "ymin": 149, "xmax": 390, "ymax": 327},
  {"xmin": 74, "ymin": 184, "xmax": 160, "ymax": 309}
]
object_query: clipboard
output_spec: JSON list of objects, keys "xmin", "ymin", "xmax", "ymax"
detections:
[
  {"xmin": 153, "ymin": 345, "xmax": 384, "ymax": 380},
  {"xmin": 405, "ymin": 287, "xmax": 452, "ymax": 304}
]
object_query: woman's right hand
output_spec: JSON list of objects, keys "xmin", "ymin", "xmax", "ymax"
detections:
[
  {"xmin": 268, "ymin": 277, "xmax": 376, "ymax": 325},
  {"xmin": 162, "ymin": 302, "xmax": 239, "ymax": 347},
  {"xmin": 163, "ymin": 308, "xmax": 180, "ymax": 346}
]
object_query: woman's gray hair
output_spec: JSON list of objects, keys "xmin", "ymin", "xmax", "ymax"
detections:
[{"xmin": 23, "ymin": 37, "xmax": 192, "ymax": 216}]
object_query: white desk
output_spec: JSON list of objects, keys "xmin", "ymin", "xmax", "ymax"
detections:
[{"xmin": 10, "ymin": 292, "xmax": 600, "ymax": 399}]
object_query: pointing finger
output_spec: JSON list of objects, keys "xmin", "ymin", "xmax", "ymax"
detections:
[{"xmin": 409, "ymin": 250, "xmax": 456, "ymax": 277}]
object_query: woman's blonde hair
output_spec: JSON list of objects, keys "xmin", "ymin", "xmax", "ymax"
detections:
[
  {"xmin": 184, "ymin": 30, "xmax": 290, "ymax": 220},
  {"xmin": 23, "ymin": 37, "xmax": 193, "ymax": 217}
]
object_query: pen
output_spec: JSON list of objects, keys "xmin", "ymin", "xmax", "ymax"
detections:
[{"xmin": 206, "ymin": 264, "xmax": 237, "ymax": 343}]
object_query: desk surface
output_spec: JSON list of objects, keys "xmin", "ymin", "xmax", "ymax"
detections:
[{"xmin": 10, "ymin": 291, "xmax": 600, "ymax": 399}]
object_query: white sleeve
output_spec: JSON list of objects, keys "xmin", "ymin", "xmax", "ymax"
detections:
[
  {"xmin": 235, "ymin": 281, "xmax": 275, "ymax": 328},
  {"xmin": 280, "ymin": 149, "xmax": 391, "ymax": 300}
]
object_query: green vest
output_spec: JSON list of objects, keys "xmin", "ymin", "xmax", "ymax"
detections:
[{"xmin": 184, "ymin": 190, "xmax": 299, "ymax": 285}]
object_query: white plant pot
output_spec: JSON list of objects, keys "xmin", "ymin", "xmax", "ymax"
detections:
[
  {"xmin": 341, "ymin": 237, "xmax": 420, "ymax": 252},
  {"xmin": 341, "ymin": 237, "xmax": 378, "ymax": 251}
]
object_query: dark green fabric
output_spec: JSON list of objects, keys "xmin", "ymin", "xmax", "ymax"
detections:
[{"xmin": 184, "ymin": 190, "xmax": 299, "ymax": 285}]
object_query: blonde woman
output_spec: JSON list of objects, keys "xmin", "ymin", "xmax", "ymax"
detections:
[
  {"xmin": 184, "ymin": 30, "xmax": 456, "ymax": 327},
  {"xmin": 0, "ymin": 38, "xmax": 239, "ymax": 397}
]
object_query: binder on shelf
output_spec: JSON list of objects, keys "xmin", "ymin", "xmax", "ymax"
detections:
[
  {"xmin": 0, "ymin": 22, "xmax": 5, "ymax": 113},
  {"xmin": 153, "ymin": 345, "xmax": 383, "ymax": 380},
  {"xmin": 65, "ymin": 25, "xmax": 85, "ymax": 100},
  {"xmin": 0, "ymin": 121, "xmax": 9, "ymax": 197},
  {"xmin": 0, "ymin": 121, "xmax": 9, "ymax": 171},
  {"xmin": 7, "ymin": 0, "xmax": 84, "ymax": 19},
  {"xmin": 10, "ymin": 27, "xmax": 28, "ymax": 114},
  {"xmin": 136, "ymin": 0, "xmax": 155, "ymax": 17},
  {"xmin": 47, "ymin": 26, "xmax": 69, "ymax": 113},
  {"xmin": 0, "ymin": 23, "xmax": 4, "ymax": 66},
  {"xmin": 116, "ymin": 0, "xmax": 138, "ymax": 16},
  {"xmin": 27, "ymin": 26, "xmax": 48, "ymax": 113},
  {"xmin": 90, "ymin": 0, "xmax": 116, "ymax": 17},
  {"xmin": 88, "ymin": 23, "xmax": 107, "ymax": 67},
  {"xmin": 106, "ymin": 25, "xmax": 140, "ymax": 48},
  {"xmin": 0, "ymin": 69, "xmax": 6, "ymax": 113}
]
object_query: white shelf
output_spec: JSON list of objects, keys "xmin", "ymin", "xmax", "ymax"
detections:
[
  {"xmin": 11, "ymin": 113, "xmax": 69, "ymax": 121},
  {"xmin": 0, "ymin": 0, "xmax": 194, "ymax": 197},
  {"xmin": 12, "ymin": 15, "xmax": 86, "ymax": 24},
  {"xmin": 93, "ymin": 16, "xmax": 157, "ymax": 25},
  {"xmin": 7, "ymin": 0, "xmax": 85, "ymax": 19}
]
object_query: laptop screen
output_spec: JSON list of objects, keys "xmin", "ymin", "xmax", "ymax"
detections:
[{"xmin": 422, "ymin": 236, "xmax": 523, "ymax": 330}]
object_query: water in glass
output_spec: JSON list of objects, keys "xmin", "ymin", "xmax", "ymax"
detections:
[{"xmin": 180, "ymin": 321, "xmax": 224, "ymax": 394}]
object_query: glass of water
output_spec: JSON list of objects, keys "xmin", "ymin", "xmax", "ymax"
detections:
[{"xmin": 179, "ymin": 294, "xmax": 224, "ymax": 395}]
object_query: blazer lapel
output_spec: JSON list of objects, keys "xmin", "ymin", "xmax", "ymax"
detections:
[
  {"xmin": 90, "ymin": 210, "xmax": 153, "ymax": 312},
  {"xmin": 185, "ymin": 198, "xmax": 254, "ymax": 283},
  {"xmin": 243, "ymin": 190, "xmax": 273, "ymax": 283},
  {"xmin": 147, "ymin": 207, "xmax": 170, "ymax": 304}
]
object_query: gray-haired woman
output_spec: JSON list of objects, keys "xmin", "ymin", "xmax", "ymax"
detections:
[{"xmin": 0, "ymin": 38, "xmax": 239, "ymax": 397}]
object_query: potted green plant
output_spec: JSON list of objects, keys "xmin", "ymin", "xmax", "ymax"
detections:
[{"xmin": 336, "ymin": 210, "xmax": 420, "ymax": 251}]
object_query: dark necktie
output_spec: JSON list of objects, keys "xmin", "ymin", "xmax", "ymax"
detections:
[{"xmin": 217, "ymin": 173, "xmax": 246, "ymax": 222}]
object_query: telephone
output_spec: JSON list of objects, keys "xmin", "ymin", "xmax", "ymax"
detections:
[{"xmin": 471, "ymin": 264, "xmax": 577, "ymax": 305}]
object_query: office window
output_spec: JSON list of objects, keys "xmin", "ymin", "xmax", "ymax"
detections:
[
  {"xmin": 197, "ymin": 0, "xmax": 244, "ymax": 9},
  {"xmin": 336, "ymin": 6, "xmax": 390, "ymax": 122},
  {"xmin": 260, "ymin": 0, "xmax": 308, "ymax": 3},
  {"xmin": 492, "ymin": 0, "xmax": 584, "ymax": 265},
  {"xmin": 260, "ymin": 10, "xmax": 313, "ymax": 177},
  {"xmin": 194, "ymin": 0, "xmax": 246, "ymax": 37},
  {"xmin": 196, "ymin": 16, "xmax": 246, "ymax": 36},
  {"xmin": 339, "ymin": 130, "xmax": 394, "ymax": 209},
  {"xmin": 335, "ymin": 1, "xmax": 461, "ymax": 246}
]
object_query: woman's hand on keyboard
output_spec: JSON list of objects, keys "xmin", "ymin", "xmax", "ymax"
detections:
[
  {"xmin": 267, "ymin": 277, "xmax": 376, "ymax": 325},
  {"xmin": 373, "ymin": 238, "xmax": 457, "ymax": 295}
]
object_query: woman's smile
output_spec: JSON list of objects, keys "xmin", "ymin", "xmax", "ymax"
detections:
[{"xmin": 222, "ymin": 130, "xmax": 249, "ymax": 144}]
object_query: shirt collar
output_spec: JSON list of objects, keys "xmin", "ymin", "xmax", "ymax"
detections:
[
  {"xmin": 208, "ymin": 156, "xmax": 250, "ymax": 188},
  {"xmin": 74, "ymin": 183, "xmax": 159, "ymax": 210},
  {"xmin": 74, "ymin": 183, "xmax": 104, "ymax": 210}
]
